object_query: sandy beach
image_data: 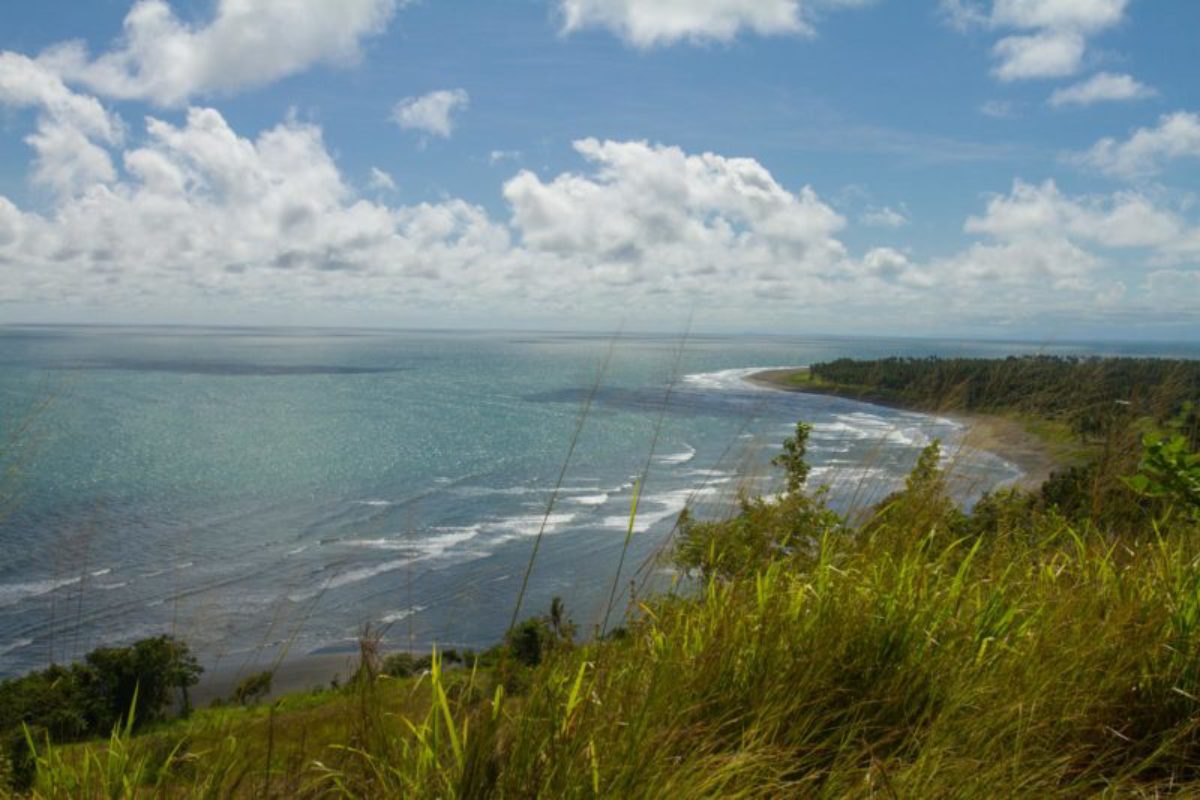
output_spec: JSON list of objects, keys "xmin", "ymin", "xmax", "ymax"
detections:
[
  {"xmin": 747, "ymin": 368, "xmax": 1063, "ymax": 491},
  {"xmin": 191, "ymin": 650, "xmax": 362, "ymax": 707}
]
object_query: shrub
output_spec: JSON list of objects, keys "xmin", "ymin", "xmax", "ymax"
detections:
[
  {"xmin": 232, "ymin": 670, "xmax": 273, "ymax": 706},
  {"xmin": 382, "ymin": 652, "xmax": 417, "ymax": 678}
]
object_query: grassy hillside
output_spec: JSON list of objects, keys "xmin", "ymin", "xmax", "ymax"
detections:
[{"xmin": 5, "ymin": 357, "xmax": 1200, "ymax": 798}]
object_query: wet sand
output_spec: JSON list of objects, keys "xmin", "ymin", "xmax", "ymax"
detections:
[{"xmin": 191, "ymin": 650, "xmax": 361, "ymax": 707}]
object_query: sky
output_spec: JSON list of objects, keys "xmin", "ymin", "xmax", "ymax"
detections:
[{"xmin": 0, "ymin": 0, "xmax": 1198, "ymax": 339}]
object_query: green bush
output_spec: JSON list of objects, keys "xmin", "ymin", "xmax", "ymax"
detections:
[
  {"xmin": 0, "ymin": 634, "xmax": 201, "ymax": 781},
  {"xmin": 232, "ymin": 670, "xmax": 273, "ymax": 706},
  {"xmin": 382, "ymin": 652, "xmax": 417, "ymax": 678}
]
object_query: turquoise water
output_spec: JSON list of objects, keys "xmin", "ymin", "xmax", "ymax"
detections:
[{"xmin": 0, "ymin": 327, "xmax": 1193, "ymax": 678}]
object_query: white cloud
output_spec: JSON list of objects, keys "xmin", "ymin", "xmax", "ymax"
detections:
[
  {"xmin": 964, "ymin": 179, "xmax": 1189, "ymax": 250},
  {"xmin": 935, "ymin": 236, "xmax": 1099, "ymax": 292},
  {"xmin": 0, "ymin": 95, "xmax": 1195, "ymax": 330},
  {"xmin": 990, "ymin": 0, "xmax": 1128, "ymax": 33},
  {"xmin": 368, "ymin": 167, "xmax": 396, "ymax": 191},
  {"xmin": 503, "ymin": 138, "xmax": 849, "ymax": 288},
  {"xmin": 861, "ymin": 206, "xmax": 908, "ymax": 228},
  {"xmin": 391, "ymin": 89, "xmax": 469, "ymax": 138},
  {"xmin": 1049, "ymin": 72, "xmax": 1155, "ymax": 107},
  {"xmin": 912, "ymin": 178, "xmax": 1200, "ymax": 318},
  {"xmin": 1072, "ymin": 112, "xmax": 1200, "ymax": 179},
  {"xmin": 943, "ymin": 0, "xmax": 1130, "ymax": 81},
  {"xmin": 992, "ymin": 30, "xmax": 1084, "ymax": 81},
  {"xmin": 1144, "ymin": 270, "xmax": 1200, "ymax": 311},
  {"xmin": 39, "ymin": 0, "xmax": 397, "ymax": 107},
  {"xmin": 0, "ymin": 52, "xmax": 123, "ymax": 197},
  {"xmin": 0, "ymin": 106, "xmax": 510, "ymax": 309},
  {"xmin": 556, "ymin": 0, "xmax": 872, "ymax": 47},
  {"xmin": 0, "ymin": 109, "xmax": 931, "ymax": 320}
]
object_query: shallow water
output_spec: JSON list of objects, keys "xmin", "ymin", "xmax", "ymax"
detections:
[{"xmin": 0, "ymin": 327, "xmax": 1192, "ymax": 678}]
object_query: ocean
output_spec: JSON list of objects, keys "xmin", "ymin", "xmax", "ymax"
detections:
[{"xmin": 1, "ymin": 326, "xmax": 1194, "ymax": 679}]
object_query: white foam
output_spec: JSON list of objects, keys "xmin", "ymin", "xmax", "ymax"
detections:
[
  {"xmin": 0, "ymin": 638, "xmax": 33, "ymax": 657},
  {"xmin": 681, "ymin": 366, "xmax": 801, "ymax": 392},
  {"xmin": 453, "ymin": 485, "xmax": 598, "ymax": 498},
  {"xmin": 655, "ymin": 443, "xmax": 696, "ymax": 465},
  {"xmin": 569, "ymin": 493, "xmax": 609, "ymax": 506},
  {"xmin": 342, "ymin": 538, "xmax": 410, "ymax": 551},
  {"xmin": 355, "ymin": 499, "xmax": 394, "ymax": 507},
  {"xmin": 317, "ymin": 558, "xmax": 414, "ymax": 594},
  {"xmin": 812, "ymin": 413, "xmax": 933, "ymax": 450},
  {"xmin": 290, "ymin": 527, "xmax": 482, "ymax": 601},
  {"xmin": 422, "ymin": 526, "xmax": 483, "ymax": 555},
  {"xmin": 0, "ymin": 576, "xmax": 81, "ymax": 608},
  {"xmin": 287, "ymin": 545, "xmax": 308, "ymax": 556},
  {"xmin": 341, "ymin": 525, "xmax": 481, "ymax": 554},
  {"xmin": 97, "ymin": 581, "xmax": 129, "ymax": 590},
  {"xmin": 489, "ymin": 512, "xmax": 576, "ymax": 541},
  {"xmin": 683, "ymin": 468, "xmax": 733, "ymax": 481},
  {"xmin": 90, "ymin": 568, "xmax": 112, "ymax": 577},
  {"xmin": 808, "ymin": 465, "xmax": 893, "ymax": 491},
  {"xmin": 601, "ymin": 486, "xmax": 719, "ymax": 534},
  {"xmin": 381, "ymin": 605, "xmax": 426, "ymax": 624}
]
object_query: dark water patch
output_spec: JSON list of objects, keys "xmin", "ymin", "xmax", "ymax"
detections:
[
  {"xmin": 524, "ymin": 384, "xmax": 787, "ymax": 418},
  {"xmin": 52, "ymin": 359, "xmax": 408, "ymax": 377}
]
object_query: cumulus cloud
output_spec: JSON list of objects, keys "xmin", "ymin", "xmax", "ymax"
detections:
[
  {"xmin": 0, "ymin": 103, "xmax": 933, "ymax": 320},
  {"xmin": 0, "ymin": 94, "xmax": 1195, "ymax": 329},
  {"xmin": 964, "ymin": 179, "xmax": 1190, "ymax": 251},
  {"xmin": 992, "ymin": 30, "xmax": 1084, "ymax": 81},
  {"xmin": 0, "ymin": 106, "xmax": 510, "ymax": 308},
  {"xmin": 503, "ymin": 138, "xmax": 852, "ymax": 295},
  {"xmin": 990, "ymin": 0, "xmax": 1127, "ymax": 33},
  {"xmin": 862, "ymin": 176, "xmax": 1200, "ymax": 326},
  {"xmin": 38, "ymin": 0, "xmax": 397, "ymax": 107},
  {"xmin": 1072, "ymin": 111, "xmax": 1200, "ymax": 179},
  {"xmin": 391, "ymin": 89, "xmax": 469, "ymax": 138},
  {"xmin": 556, "ymin": 0, "xmax": 872, "ymax": 47},
  {"xmin": 942, "ymin": 0, "xmax": 1130, "ymax": 81},
  {"xmin": 1049, "ymin": 72, "xmax": 1155, "ymax": 107},
  {"xmin": 0, "ymin": 52, "xmax": 123, "ymax": 197}
]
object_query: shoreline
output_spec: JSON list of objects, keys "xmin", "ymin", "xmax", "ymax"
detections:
[
  {"xmin": 746, "ymin": 367, "xmax": 1063, "ymax": 491},
  {"xmin": 191, "ymin": 365, "xmax": 1061, "ymax": 703},
  {"xmin": 191, "ymin": 650, "xmax": 363, "ymax": 706}
]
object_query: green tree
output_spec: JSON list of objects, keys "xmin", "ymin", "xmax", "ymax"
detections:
[
  {"xmin": 86, "ymin": 636, "xmax": 201, "ymax": 729},
  {"xmin": 773, "ymin": 421, "xmax": 813, "ymax": 494}
]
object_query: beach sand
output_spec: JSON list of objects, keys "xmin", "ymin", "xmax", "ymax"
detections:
[{"xmin": 191, "ymin": 650, "xmax": 362, "ymax": 707}]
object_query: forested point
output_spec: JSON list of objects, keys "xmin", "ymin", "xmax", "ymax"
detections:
[{"xmin": 803, "ymin": 355, "xmax": 1200, "ymax": 441}]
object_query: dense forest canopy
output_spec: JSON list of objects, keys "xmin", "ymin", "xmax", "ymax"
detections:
[{"xmin": 807, "ymin": 355, "xmax": 1200, "ymax": 441}]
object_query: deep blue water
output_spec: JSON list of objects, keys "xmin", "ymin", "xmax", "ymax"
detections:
[{"xmin": 0, "ymin": 327, "xmax": 1194, "ymax": 679}]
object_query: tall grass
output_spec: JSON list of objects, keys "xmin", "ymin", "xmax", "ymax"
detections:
[{"xmin": 19, "ymin": 456, "xmax": 1200, "ymax": 796}]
